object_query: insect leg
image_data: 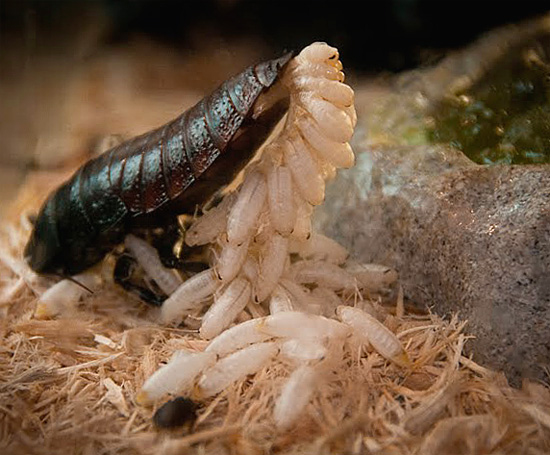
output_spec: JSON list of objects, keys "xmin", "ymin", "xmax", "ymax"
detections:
[
  {"xmin": 147, "ymin": 217, "xmax": 187, "ymax": 270},
  {"xmin": 113, "ymin": 253, "xmax": 166, "ymax": 306}
]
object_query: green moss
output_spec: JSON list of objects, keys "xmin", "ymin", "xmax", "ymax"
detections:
[{"xmin": 428, "ymin": 45, "xmax": 550, "ymax": 165}]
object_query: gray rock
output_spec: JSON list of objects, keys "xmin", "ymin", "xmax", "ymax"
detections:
[
  {"xmin": 316, "ymin": 13, "xmax": 550, "ymax": 386},
  {"xmin": 316, "ymin": 138, "xmax": 550, "ymax": 385}
]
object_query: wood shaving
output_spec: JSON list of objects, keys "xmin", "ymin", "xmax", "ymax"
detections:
[{"xmin": 1, "ymin": 222, "xmax": 549, "ymax": 454}]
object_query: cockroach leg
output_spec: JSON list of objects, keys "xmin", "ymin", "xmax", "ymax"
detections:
[
  {"xmin": 113, "ymin": 253, "xmax": 166, "ymax": 306},
  {"xmin": 63, "ymin": 275, "xmax": 95, "ymax": 294},
  {"xmin": 138, "ymin": 218, "xmax": 187, "ymax": 270},
  {"xmin": 142, "ymin": 218, "xmax": 210, "ymax": 272}
]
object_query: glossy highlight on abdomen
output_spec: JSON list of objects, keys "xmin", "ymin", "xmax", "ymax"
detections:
[{"xmin": 25, "ymin": 52, "xmax": 292, "ymax": 275}]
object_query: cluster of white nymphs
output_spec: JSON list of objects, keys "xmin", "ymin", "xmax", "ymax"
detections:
[
  {"xmin": 137, "ymin": 307, "xmax": 410, "ymax": 429},
  {"xmin": 25, "ymin": 42, "xmax": 409, "ymax": 430},
  {"xmin": 136, "ymin": 43, "xmax": 410, "ymax": 429},
  {"xmin": 160, "ymin": 42, "xmax": 357, "ymax": 330}
]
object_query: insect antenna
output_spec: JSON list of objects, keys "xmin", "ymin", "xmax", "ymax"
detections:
[{"xmin": 62, "ymin": 275, "xmax": 95, "ymax": 294}]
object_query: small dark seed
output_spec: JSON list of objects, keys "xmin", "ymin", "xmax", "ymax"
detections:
[{"xmin": 153, "ymin": 396, "xmax": 198, "ymax": 429}]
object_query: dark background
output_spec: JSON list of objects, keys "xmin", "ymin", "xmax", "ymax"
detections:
[{"xmin": 1, "ymin": 0, "xmax": 550, "ymax": 75}]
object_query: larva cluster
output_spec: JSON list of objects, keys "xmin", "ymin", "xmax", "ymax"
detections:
[
  {"xmin": 28, "ymin": 42, "xmax": 408, "ymax": 430},
  {"xmin": 138, "ymin": 306, "xmax": 410, "ymax": 430},
  {"xmin": 137, "ymin": 43, "xmax": 410, "ymax": 429},
  {"xmin": 161, "ymin": 42, "xmax": 358, "ymax": 331}
]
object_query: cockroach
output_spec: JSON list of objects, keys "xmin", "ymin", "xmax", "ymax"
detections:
[
  {"xmin": 153, "ymin": 396, "xmax": 199, "ymax": 430},
  {"xmin": 24, "ymin": 52, "xmax": 293, "ymax": 276}
]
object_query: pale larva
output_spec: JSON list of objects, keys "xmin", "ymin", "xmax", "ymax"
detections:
[
  {"xmin": 160, "ymin": 268, "xmax": 219, "ymax": 324},
  {"xmin": 273, "ymin": 365, "xmax": 318, "ymax": 430},
  {"xmin": 257, "ymin": 311, "xmax": 350, "ymax": 341},
  {"xmin": 254, "ymin": 233, "xmax": 289, "ymax": 303},
  {"xmin": 293, "ymin": 76, "xmax": 355, "ymax": 108},
  {"xmin": 268, "ymin": 285, "xmax": 295, "ymax": 314},
  {"xmin": 295, "ymin": 41, "xmax": 341, "ymax": 64},
  {"xmin": 185, "ymin": 193, "xmax": 234, "ymax": 247},
  {"xmin": 345, "ymin": 262, "xmax": 399, "ymax": 292},
  {"xmin": 226, "ymin": 170, "xmax": 267, "ymax": 245},
  {"xmin": 289, "ymin": 233, "xmax": 349, "ymax": 264},
  {"xmin": 34, "ymin": 271, "xmax": 100, "ymax": 319},
  {"xmin": 136, "ymin": 351, "xmax": 216, "ymax": 405},
  {"xmin": 296, "ymin": 114, "xmax": 355, "ymax": 168},
  {"xmin": 204, "ymin": 317, "xmax": 273, "ymax": 357},
  {"xmin": 291, "ymin": 260, "xmax": 357, "ymax": 290},
  {"xmin": 196, "ymin": 341, "xmax": 278, "ymax": 398},
  {"xmin": 216, "ymin": 236, "xmax": 251, "ymax": 283},
  {"xmin": 297, "ymin": 93, "xmax": 354, "ymax": 143},
  {"xmin": 337, "ymin": 306, "xmax": 411, "ymax": 368},
  {"xmin": 124, "ymin": 234, "xmax": 182, "ymax": 296},
  {"xmin": 266, "ymin": 165, "xmax": 296, "ymax": 235},
  {"xmin": 200, "ymin": 278, "xmax": 252, "ymax": 339},
  {"xmin": 284, "ymin": 135, "xmax": 326, "ymax": 206}
]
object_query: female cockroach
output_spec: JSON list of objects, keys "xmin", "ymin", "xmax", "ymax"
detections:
[{"xmin": 24, "ymin": 52, "xmax": 293, "ymax": 276}]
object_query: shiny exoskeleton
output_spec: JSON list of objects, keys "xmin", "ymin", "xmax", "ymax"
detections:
[
  {"xmin": 153, "ymin": 396, "xmax": 198, "ymax": 430},
  {"xmin": 25, "ymin": 53, "xmax": 292, "ymax": 276}
]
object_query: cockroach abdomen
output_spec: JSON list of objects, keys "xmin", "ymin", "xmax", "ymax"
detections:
[
  {"xmin": 183, "ymin": 102, "xmax": 222, "ymax": 176},
  {"xmin": 256, "ymin": 52, "xmax": 293, "ymax": 87},
  {"xmin": 25, "ymin": 51, "xmax": 293, "ymax": 276},
  {"xmin": 162, "ymin": 124, "xmax": 195, "ymax": 200},
  {"xmin": 141, "ymin": 143, "xmax": 170, "ymax": 213}
]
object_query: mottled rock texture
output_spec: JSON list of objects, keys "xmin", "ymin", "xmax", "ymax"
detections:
[
  {"xmin": 317, "ymin": 14, "xmax": 550, "ymax": 386},
  {"xmin": 316, "ymin": 140, "xmax": 550, "ymax": 385}
]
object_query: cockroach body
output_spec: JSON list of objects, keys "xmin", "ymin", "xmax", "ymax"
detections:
[
  {"xmin": 153, "ymin": 396, "xmax": 199, "ymax": 430},
  {"xmin": 25, "ymin": 52, "xmax": 292, "ymax": 276}
]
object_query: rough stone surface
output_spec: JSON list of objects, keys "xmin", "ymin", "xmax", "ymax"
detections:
[
  {"xmin": 316, "ymin": 139, "xmax": 550, "ymax": 384},
  {"xmin": 316, "ymin": 15, "xmax": 550, "ymax": 386}
]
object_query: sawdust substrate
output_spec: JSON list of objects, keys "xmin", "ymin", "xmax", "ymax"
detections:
[{"xmin": 1, "ymin": 174, "xmax": 550, "ymax": 455}]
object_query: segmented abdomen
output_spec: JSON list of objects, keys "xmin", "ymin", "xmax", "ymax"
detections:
[{"xmin": 25, "ymin": 53, "xmax": 292, "ymax": 275}]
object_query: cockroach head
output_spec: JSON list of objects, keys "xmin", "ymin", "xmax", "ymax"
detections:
[{"xmin": 24, "ymin": 204, "xmax": 61, "ymax": 274}]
